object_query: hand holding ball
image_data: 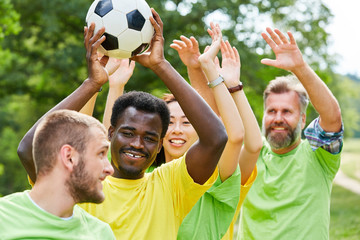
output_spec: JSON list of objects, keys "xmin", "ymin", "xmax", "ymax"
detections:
[{"xmin": 86, "ymin": 0, "xmax": 154, "ymax": 59}]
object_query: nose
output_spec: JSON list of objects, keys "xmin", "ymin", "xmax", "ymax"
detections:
[
  {"xmin": 172, "ymin": 122, "xmax": 183, "ymax": 134},
  {"xmin": 129, "ymin": 135, "xmax": 144, "ymax": 149},
  {"xmin": 274, "ymin": 111, "xmax": 284, "ymax": 123},
  {"xmin": 103, "ymin": 158, "xmax": 114, "ymax": 176}
]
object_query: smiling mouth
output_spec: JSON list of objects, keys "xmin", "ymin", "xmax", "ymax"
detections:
[
  {"xmin": 272, "ymin": 127, "xmax": 286, "ymax": 131},
  {"xmin": 124, "ymin": 152, "xmax": 144, "ymax": 158},
  {"xmin": 170, "ymin": 139, "xmax": 186, "ymax": 145}
]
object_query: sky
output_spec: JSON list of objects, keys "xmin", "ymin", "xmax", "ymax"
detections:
[{"xmin": 325, "ymin": 0, "xmax": 360, "ymax": 76}]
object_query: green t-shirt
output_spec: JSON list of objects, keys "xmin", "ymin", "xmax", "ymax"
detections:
[
  {"xmin": 0, "ymin": 191, "xmax": 115, "ymax": 240},
  {"xmin": 177, "ymin": 166, "xmax": 241, "ymax": 240},
  {"xmin": 239, "ymin": 139, "xmax": 341, "ymax": 240}
]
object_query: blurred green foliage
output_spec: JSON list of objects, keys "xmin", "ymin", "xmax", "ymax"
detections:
[{"xmin": 0, "ymin": 0, "xmax": 359, "ymax": 195}]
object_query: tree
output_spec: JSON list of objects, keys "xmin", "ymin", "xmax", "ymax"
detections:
[{"xmin": 0, "ymin": 0, "xmax": 348, "ymax": 195}]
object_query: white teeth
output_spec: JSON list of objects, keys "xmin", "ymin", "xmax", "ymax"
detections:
[
  {"xmin": 125, "ymin": 153, "xmax": 142, "ymax": 158},
  {"xmin": 170, "ymin": 139, "xmax": 185, "ymax": 144}
]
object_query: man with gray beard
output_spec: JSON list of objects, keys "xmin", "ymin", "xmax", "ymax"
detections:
[{"xmin": 239, "ymin": 28, "xmax": 343, "ymax": 240}]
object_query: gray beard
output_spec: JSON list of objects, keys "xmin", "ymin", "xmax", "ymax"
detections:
[{"xmin": 262, "ymin": 120, "xmax": 302, "ymax": 150}]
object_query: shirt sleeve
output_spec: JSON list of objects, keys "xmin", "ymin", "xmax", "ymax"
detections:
[
  {"xmin": 304, "ymin": 117, "xmax": 344, "ymax": 154},
  {"xmin": 171, "ymin": 153, "xmax": 218, "ymax": 220}
]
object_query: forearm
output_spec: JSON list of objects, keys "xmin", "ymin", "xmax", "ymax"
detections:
[
  {"xmin": 231, "ymin": 90, "xmax": 262, "ymax": 184},
  {"xmin": 152, "ymin": 61, "xmax": 225, "ymax": 142},
  {"xmin": 103, "ymin": 85, "xmax": 125, "ymax": 130},
  {"xmin": 80, "ymin": 92, "xmax": 99, "ymax": 116},
  {"xmin": 292, "ymin": 63, "xmax": 342, "ymax": 132},
  {"xmin": 231, "ymin": 90, "xmax": 262, "ymax": 153},
  {"xmin": 200, "ymin": 60, "xmax": 244, "ymax": 181},
  {"xmin": 152, "ymin": 61, "xmax": 227, "ymax": 183},
  {"xmin": 17, "ymin": 79, "xmax": 101, "ymax": 183},
  {"xmin": 187, "ymin": 66, "xmax": 219, "ymax": 115}
]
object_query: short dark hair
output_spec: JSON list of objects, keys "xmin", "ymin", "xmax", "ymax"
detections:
[{"xmin": 111, "ymin": 91, "xmax": 170, "ymax": 138}]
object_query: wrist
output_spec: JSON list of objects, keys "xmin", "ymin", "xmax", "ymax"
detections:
[
  {"xmin": 83, "ymin": 78, "xmax": 103, "ymax": 93},
  {"xmin": 227, "ymin": 82, "xmax": 243, "ymax": 93}
]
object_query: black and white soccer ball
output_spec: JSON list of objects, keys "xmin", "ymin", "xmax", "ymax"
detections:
[{"xmin": 86, "ymin": 0, "xmax": 154, "ymax": 59}]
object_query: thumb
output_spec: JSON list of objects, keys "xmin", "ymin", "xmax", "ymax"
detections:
[{"xmin": 260, "ymin": 58, "xmax": 277, "ymax": 67}]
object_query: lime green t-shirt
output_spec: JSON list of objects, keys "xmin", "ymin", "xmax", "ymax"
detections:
[
  {"xmin": 0, "ymin": 191, "xmax": 115, "ymax": 240},
  {"xmin": 239, "ymin": 139, "xmax": 341, "ymax": 240},
  {"xmin": 79, "ymin": 154, "xmax": 218, "ymax": 240}
]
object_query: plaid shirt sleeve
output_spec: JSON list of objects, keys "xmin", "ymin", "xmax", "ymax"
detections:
[{"xmin": 304, "ymin": 117, "xmax": 344, "ymax": 154}]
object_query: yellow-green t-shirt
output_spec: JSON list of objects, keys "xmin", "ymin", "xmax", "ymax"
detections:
[
  {"xmin": 221, "ymin": 166, "xmax": 257, "ymax": 240},
  {"xmin": 79, "ymin": 154, "xmax": 217, "ymax": 240}
]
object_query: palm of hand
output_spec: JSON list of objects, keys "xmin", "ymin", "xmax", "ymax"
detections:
[
  {"xmin": 179, "ymin": 47, "xmax": 200, "ymax": 68},
  {"xmin": 109, "ymin": 60, "xmax": 134, "ymax": 87},
  {"xmin": 219, "ymin": 58, "xmax": 240, "ymax": 84},
  {"xmin": 272, "ymin": 44, "xmax": 304, "ymax": 71},
  {"xmin": 88, "ymin": 56, "xmax": 109, "ymax": 87}
]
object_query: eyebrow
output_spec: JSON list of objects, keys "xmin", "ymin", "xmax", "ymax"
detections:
[{"xmin": 120, "ymin": 126, "xmax": 160, "ymax": 138}]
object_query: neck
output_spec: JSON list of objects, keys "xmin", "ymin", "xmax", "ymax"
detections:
[
  {"xmin": 271, "ymin": 138, "xmax": 301, "ymax": 155},
  {"xmin": 29, "ymin": 176, "xmax": 75, "ymax": 218}
]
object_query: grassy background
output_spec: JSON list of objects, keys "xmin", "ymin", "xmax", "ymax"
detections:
[
  {"xmin": 330, "ymin": 185, "xmax": 360, "ymax": 239},
  {"xmin": 329, "ymin": 138, "xmax": 360, "ymax": 239}
]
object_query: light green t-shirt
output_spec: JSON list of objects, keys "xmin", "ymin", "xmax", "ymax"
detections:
[
  {"xmin": 239, "ymin": 139, "xmax": 341, "ymax": 240},
  {"xmin": 0, "ymin": 191, "xmax": 115, "ymax": 240},
  {"xmin": 177, "ymin": 166, "xmax": 241, "ymax": 240}
]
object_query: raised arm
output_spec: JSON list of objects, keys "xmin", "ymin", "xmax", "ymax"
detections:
[
  {"xmin": 261, "ymin": 27, "xmax": 342, "ymax": 132},
  {"xmin": 80, "ymin": 57, "xmax": 122, "ymax": 116},
  {"xmin": 198, "ymin": 23, "xmax": 243, "ymax": 182},
  {"xmin": 17, "ymin": 23, "xmax": 110, "ymax": 183},
  {"xmin": 132, "ymin": 9, "xmax": 227, "ymax": 184},
  {"xmin": 103, "ymin": 59, "xmax": 135, "ymax": 131},
  {"xmin": 170, "ymin": 36, "xmax": 219, "ymax": 115},
  {"xmin": 219, "ymin": 40, "xmax": 262, "ymax": 184}
]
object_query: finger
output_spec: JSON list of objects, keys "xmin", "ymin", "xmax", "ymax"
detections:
[
  {"xmin": 225, "ymin": 40, "xmax": 235, "ymax": 59},
  {"xmin": 261, "ymin": 32, "xmax": 277, "ymax": 50},
  {"xmin": 207, "ymin": 28, "xmax": 214, "ymax": 39},
  {"xmin": 189, "ymin": 36, "xmax": 199, "ymax": 50},
  {"xmin": 84, "ymin": 24, "xmax": 93, "ymax": 48},
  {"xmin": 150, "ymin": 8, "xmax": 163, "ymax": 35},
  {"xmin": 90, "ymin": 26, "xmax": 105, "ymax": 46},
  {"xmin": 287, "ymin": 31, "xmax": 297, "ymax": 45},
  {"xmin": 274, "ymin": 28, "xmax": 289, "ymax": 44},
  {"xmin": 204, "ymin": 45, "xmax": 210, "ymax": 53},
  {"xmin": 169, "ymin": 43, "xmax": 182, "ymax": 51},
  {"xmin": 260, "ymin": 58, "xmax": 277, "ymax": 67},
  {"xmin": 129, "ymin": 60, "xmax": 136, "ymax": 70},
  {"xmin": 180, "ymin": 35, "xmax": 193, "ymax": 48},
  {"xmin": 266, "ymin": 27, "xmax": 282, "ymax": 45},
  {"xmin": 172, "ymin": 39, "xmax": 187, "ymax": 48},
  {"xmin": 233, "ymin": 47, "xmax": 241, "ymax": 66}
]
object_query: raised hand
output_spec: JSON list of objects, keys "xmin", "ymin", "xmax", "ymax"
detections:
[
  {"xmin": 84, "ymin": 23, "xmax": 109, "ymax": 90},
  {"xmin": 109, "ymin": 59, "xmax": 135, "ymax": 88},
  {"xmin": 219, "ymin": 40, "xmax": 241, "ymax": 88},
  {"xmin": 170, "ymin": 36, "xmax": 201, "ymax": 68},
  {"xmin": 198, "ymin": 22, "xmax": 222, "ymax": 65},
  {"xmin": 261, "ymin": 27, "xmax": 305, "ymax": 72},
  {"xmin": 131, "ymin": 8, "xmax": 165, "ymax": 70}
]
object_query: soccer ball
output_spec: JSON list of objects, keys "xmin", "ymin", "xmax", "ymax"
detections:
[{"xmin": 86, "ymin": 0, "xmax": 154, "ymax": 59}]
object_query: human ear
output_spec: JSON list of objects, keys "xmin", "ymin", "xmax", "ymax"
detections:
[
  {"xmin": 59, "ymin": 144, "xmax": 76, "ymax": 171},
  {"xmin": 108, "ymin": 126, "xmax": 115, "ymax": 141},
  {"xmin": 157, "ymin": 139, "xmax": 163, "ymax": 153}
]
